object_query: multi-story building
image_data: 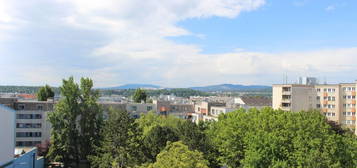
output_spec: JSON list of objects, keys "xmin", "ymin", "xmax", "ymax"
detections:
[
  {"xmin": 125, "ymin": 102, "xmax": 157, "ymax": 118},
  {"xmin": 153, "ymin": 100, "xmax": 194, "ymax": 118},
  {"xmin": 0, "ymin": 104, "xmax": 15, "ymax": 165},
  {"xmin": 273, "ymin": 82, "xmax": 357, "ymax": 134}
]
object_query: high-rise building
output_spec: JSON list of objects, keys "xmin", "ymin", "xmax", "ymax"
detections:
[{"xmin": 273, "ymin": 81, "xmax": 357, "ymax": 134}]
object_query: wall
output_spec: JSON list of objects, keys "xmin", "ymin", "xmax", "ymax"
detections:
[{"xmin": 0, "ymin": 105, "xmax": 15, "ymax": 166}]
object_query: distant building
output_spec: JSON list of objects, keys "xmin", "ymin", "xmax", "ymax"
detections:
[
  {"xmin": 273, "ymin": 81, "xmax": 357, "ymax": 134},
  {"xmin": 0, "ymin": 104, "xmax": 15, "ymax": 166},
  {"xmin": 153, "ymin": 100, "xmax": 194, "ymax": 119},
  {"xmin": 234, "ymin": 96, "xmax": 272, "ymax": 110}
]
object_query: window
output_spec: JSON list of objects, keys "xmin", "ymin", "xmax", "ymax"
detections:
[
  {"xmin": 18, "ymin": 104, "xmax": 25, "ymax": 110},
  {"xmin": 316, "ymin": 104, "xmax": 321, "ymax": 108},
  {"xmin": 16, "ymin": 141, "xmax": 41, "ymax": 147},
  {"xmin": 317, "ymin": 88, "xmax": 321, "ymax": 92},
  {"xmin": 37, "ymin": 105, "xmax": 43, "ymax": 110},
  {"xmin": 147, "ymin": 106, "xmax": 153, "ymax": 111},
  {"xmin": 332, "ymin": 113, "xmax": 336, "ymax": 116},
  {"xmin": 328, "ymin": 89, "xmax": 332, "ymax": 92},
  {"xmin": 131, "ymin": 106, "xmax": 137, "ymax": 111},
  {"xmin": 16, "ymin": 132, "xmax": 42, "ymax": 137},
  {"xmin": 343, "ymin": 112, "xmax": 346, "ymax": 116},
  {"xmin": 353, "ymin": 87, "xmax": 356, "ymax": 91},
  {"xmin": 343, "ymin": 95, "xmax": 347, "ymax": 99},
  {"xmin": 16, "ymin": 114, "xmax": 42, "ymax": 119},
  {"xmin": 324, "ymin": 88, "xmax": 327, "ymax": 92},
  {"xmin": 347, "ymin": 112, "xmax": 352, "ymax": 116},
  {"xmin": 316, "ymin": 96, "xmax": 320, "ymax": 100},
  {"xmin": 16, "ymin": 123, "xmax": 41, "ymax": 128},
  {"xmin": 343, "ymin": 87, "xmax": 347, "ymax": 91},
  {"xmin": 332, "ymin": 97, "xmax": 335, "ymax": 101}
]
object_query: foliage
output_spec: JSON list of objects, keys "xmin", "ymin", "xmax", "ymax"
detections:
[
  {"xmin": 137, "ymin": 112, "xmax": 220, "ymax": 167},
  {"xmin": 133, "ymin": 88, "xmax": 148, "ymax": 103},
  {"xmin": 0, "ymin": 85, "xmax": 60, "ymax": 94},
  {"xmin": 207, "ymin": 108, "xmax": 357, "ymax": 168},
  {"xmin": 145, "ymin": 141, "xmax": 209, "ymax": 168},
  {"xmin": 89, "ymin": 108, "xmax": 145, "ymax": 168},
  {"xmin": 143, "ymin": 125, "xmax": 179, "ymax": 161},
  {"xmin": 37, "ymin": 84, "xmax": 55, "ymax": 101},
  {"xmin": 47, "ymin": 77, "xmax": 103, "ymax": 167}
]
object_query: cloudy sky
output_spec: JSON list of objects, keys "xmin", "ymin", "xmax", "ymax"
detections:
[{"xmin": 0, "ymin": 0, "xmax": 357, "ymax": 87}]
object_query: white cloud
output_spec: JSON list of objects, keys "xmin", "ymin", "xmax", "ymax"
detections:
[
  {"xmin": 325, "ymin": 5, "xmax": 336, "ymax": 11},
  {"xmin": 0, "ymin": 0, "xmax": 356, "ymax": 87}
]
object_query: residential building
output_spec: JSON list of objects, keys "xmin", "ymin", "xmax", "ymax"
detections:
[
  {"xmin": 234, "ymin": 96, "xmax": 272, "ymax": 110},
  {"xmin": 126, "ymin": 102, "xmax": 157, "ymax": 118},
  {"xmin": 153, "ymin": 100, "xmax": 194, "ymax": 118},
  {"xmin": 0, "ymin": 104, "xmax": 15, "ymax": 166},
  {"xmin": 273, "ymin": 82, "xmax": 357, "ymax": 133}
]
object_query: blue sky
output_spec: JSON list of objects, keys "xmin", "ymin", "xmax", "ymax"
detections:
[{"xmin": 0, "ymin": 0, "xmax": 357, "ymax": 87}]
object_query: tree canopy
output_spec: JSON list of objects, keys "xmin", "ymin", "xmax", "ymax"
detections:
[
  {"xmin": 207, "ymin": 108, "xmax": 357, "ymax": 168},
  {"xmin": 133, "ymin": 88, "xmax": 148, "ymax": 103},
  {"xmin": 47, "ymin": 77, "xmax": 103, "ymax": 167},
  {"xmin": 146, "ymin": 141, "xmax": 209, "ymax": 168},
  {"xmin": 37, "ymin": 84, "xmax": 55, "ymax": 101}
]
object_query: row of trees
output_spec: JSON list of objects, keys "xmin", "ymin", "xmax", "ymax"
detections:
[{"xmin": 47, "ymin": 77, "xmax": 357, "ymax": 168}]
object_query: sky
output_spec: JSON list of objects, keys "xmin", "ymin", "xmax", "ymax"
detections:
[{"xmin": 0, "ymin": 0, "xmax": 357, "ymax": 87}]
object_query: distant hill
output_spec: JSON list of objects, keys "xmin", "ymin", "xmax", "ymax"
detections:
[
  {"xmin": 103, "ymin": 84, "xmax": 162, "ymax": 90},
  {"xmin": 190, "ymin": 84, "xmax": 271, "ymax": 92}
]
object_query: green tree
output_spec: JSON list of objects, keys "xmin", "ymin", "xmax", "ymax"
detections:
[
  {"xmin": 177, "ymin": 121, "xmax": 220, "ymax": 168},
  {"xmin": 37, "ymin": 84, "xmax": 55, "ymax": 101},
  {"xmin": 143, "ymin": 125, "xmax": 179, "ymax": 161},
  {"xmin": 146, "ymin": 141, "xmax": 209, "ymax": 168},
  {"xmin": 133, "ymin": 88, "xmax": 147, "ymax": 103},
  {"xmin": 89, "ymin": 108, "xmax": 145, "ymax": 168},
  {"xmin": 47, "ymin": 77, "xmax": 103, "ymax": 167},
  {"xmin": 207, "ymin": 108, "xmax": 357, "ymax": 168}
]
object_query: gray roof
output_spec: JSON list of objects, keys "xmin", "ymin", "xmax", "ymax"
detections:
[{"xmin": 241, "ymin": 96, "xmax": 272, "ymax": 107}]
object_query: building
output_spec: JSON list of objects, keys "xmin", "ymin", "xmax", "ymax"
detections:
[
  {"xmin": 273, "ymin": 82, "xmax": 357, "ymax": 133},
  {"xmin": 153, "ymin": 100, "xmax": 194, "ymax": 118},
  {"xmin": 125, "ymin": 102, "xmax": 157, "ymax": 118},
  {"xmin": 0, "ymin": 104, "xmax": 15, "ymax": 166},
  {"xmin": 234, "ymin": 96, "xmax": 272, "ymax": 110},
  {"xmin": 13, "ymin": 100, "xmax": 54, "ymax": 148}
]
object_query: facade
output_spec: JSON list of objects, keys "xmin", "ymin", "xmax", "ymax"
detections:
[
  {"xmin": 0, "ymin": 105, "xmax": 15, "ymax": 166},
  {"xmin": 14, "ymin": 100, "xmax": 53, "ymax": 147},
  {"xmin": 125, "ymin": 103, "xmax": 157, "ymax": 118},
  {"xmin": 273, "ymin": 82, "xmax": 357, "ymax": 133},
  {"xmin": 153, "ymin": 100, "xmax": 194, "ymax": 118}
]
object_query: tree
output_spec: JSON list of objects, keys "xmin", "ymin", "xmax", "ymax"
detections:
[
  {"xmin": 207, "ymin": 108, "xmax": 357, "ymax": 168},
  {"xmin": 177, "ymin": 121, "xmax": 220, "ymax": 168},
  {"xmin": 37, "ymin": 84, "xmax": 55, "ymax": 101},
  {"xmin": 133, "ymin": 88, "xmax": 147, "ymax": 103},
  {"xmin": 47, "ymin": 77, "xmax": 103, "ymax": 167},
  {"xmin": 89, "ymin": 108, "xmax": 145, "ymax": 168},
  {"xmin": 146, "ymin": 141, "xmax": 209, "ymax": 168},
  {"xmin": 143, "ymin": 125, "xmax": 179, "ymax": 161}
]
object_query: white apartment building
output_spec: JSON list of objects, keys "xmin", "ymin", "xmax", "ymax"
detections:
[
  {"xmin": 273, "ymin": 82, "xmax": 357, "ymax": 134},
  {"xmin": 0, "ymin": 105, "xmax": 15, "ymax": 165}
]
